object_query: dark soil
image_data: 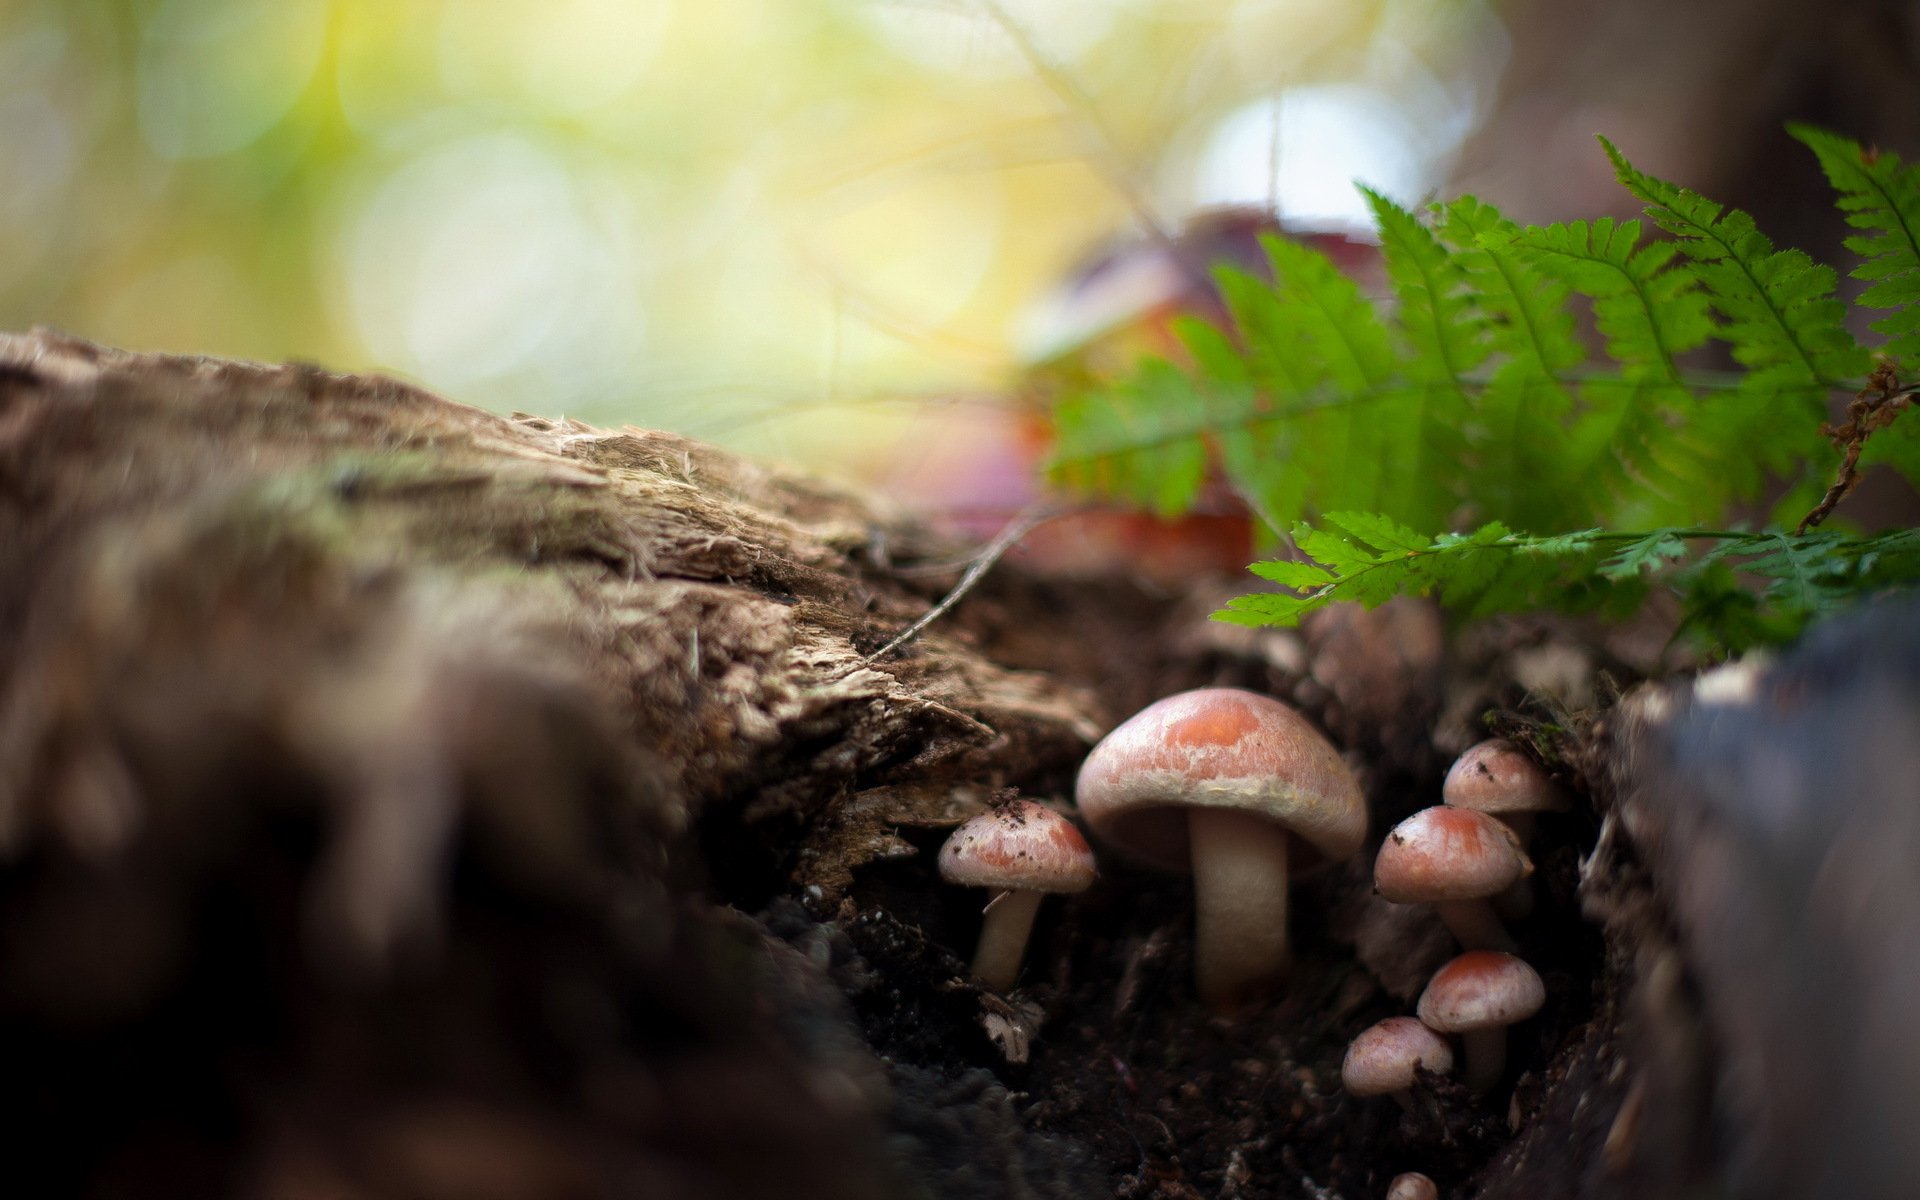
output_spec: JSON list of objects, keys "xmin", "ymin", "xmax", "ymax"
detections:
[{"xmin": 739, "ymin": 664, "xmax": 1621, "ymax": 1200}]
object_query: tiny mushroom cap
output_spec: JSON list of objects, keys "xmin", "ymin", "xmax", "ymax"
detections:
[
  {"xmin": 1342, "ymin": 1017, "xmax": 1455, "ymax": 1110},
  {"xmin": 1374, "ymin": 806, "xmax": 1531, "ymax": 952},
  {"xmin": 1417, "ymin": 950, "xmax": 1546, "ymax": 1091},
  {"xmin": 938, "ymin": 800, "xmax": 1099, "ymax": 894},
  {"xmin": 1443, "ymin": 738, "xmax": 1570, "ymax": 823},
  {"xmin": 1076, "ymin": 687, "xmax": 1366, "ymax": 1013},
  {"xmin": 1386, "ymin": 1173, "xmax": 1439, "ymax": 1200},
  {"xmin": 938, "ymin": 800, "xmax": 1097, "ymax": 992}
]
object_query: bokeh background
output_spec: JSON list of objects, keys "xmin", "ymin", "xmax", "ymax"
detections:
[{"xmin": 3, "ymin": 0, "xmax": 1914, "ymax": 483}]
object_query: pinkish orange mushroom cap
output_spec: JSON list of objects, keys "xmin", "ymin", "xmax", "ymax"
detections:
[
  {"xmin": 938, "ymin": 801, "xmax": 1098, "ymax": 894},
  {"xmin": 1342, "ymin": 1016, "xmax": 1455, "ymax": 1104},
  {"xmin": 1374, "ymin": 806, "xmax": 1532, "ymax": 952},
  {"xmin": 1075, "ymin": 688, "xmax": 1367, "ymax": 871},
  {"xmin": 1374, "ymin": 806, "xmax": 1531, "ymax": 903},
  {"xmin": 1443, "ymin": 739, "xmax": 1570, "ymax": 820},
  {"xmin": 1418, "ymin": 950, "xmax": 1545, "ymax": 1032}
]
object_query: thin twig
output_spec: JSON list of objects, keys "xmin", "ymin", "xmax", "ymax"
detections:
[
  {"xmin": 850, "ymin": 501, "xmax": 1064, "ymax": 672},
  {"xmin": 1797, "ymin": 361, "xmax": 1915, "ymax": 534}
]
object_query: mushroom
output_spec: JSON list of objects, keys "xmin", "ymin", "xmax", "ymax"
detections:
[
  {"xmin": 1075, "ymin": 687, "xmax": 1367, "ymax": 1013},
  {"xmin": 1373, "ymin": 806, "xmax": 1531, "ymax": 953},
  {"xmin": 938, "ymin": 799, "xmax": 1097, "ymax": 992},
  {"xmin": 1386, "ymin": 1173, "xmax": 1439, "ymax": 1200},
  {"xmin": 1342, "ymin": 1016, "xmax": 1455, "ymax": 1111},
  {"xmin": 1443, "ymin": 738, "xmax": 1570, "ymax": 843},
  {"xmin": 1416, "ymin": 950, "xmax": 1545, "ymax": 1091}
]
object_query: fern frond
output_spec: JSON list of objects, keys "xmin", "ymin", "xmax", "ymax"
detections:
[
  {"xmin": 1603, "ymin": 136, "xmax": 1869, "ymax": 393},
  {"xmin": 1220, "ymin": 516, "xmax": 1920, "ymax": 652},
  {"xmin": 1248, "ymin": 232, "xmax": 1416, "ymax": 519},
  {"xmin": 1508, "ymin": 217, "xmax": 1710, "ymax": 386},
  {"xmin": 1504, "ymin": 218, "xmax": 1732, "ymax": 515},
  {"xmin": 1042, "ymin": 126, "xmax": 1920, "ymax": 649},
  {"xmin": 1366, "ymin": 189, "xmax": 1480, "ymax": 524},
  {"xmin": 1791, "ymin": 125, "xmax": 1920, "ymax": 491},
  {"xmin": 1790, "ymin": 123, "xmax": 1920, "ymax": 362},
  {"xmin": 1440, "ymin": 196, "xmax": 1585, "ymax": 527},
  {"xmin": 1217, "ymin": 519, "xmax": 1641, "ymax": 629}
]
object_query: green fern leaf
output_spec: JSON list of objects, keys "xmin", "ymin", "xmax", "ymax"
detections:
[
  {"xmin": 1602, "ymin": 136, "xmax": 1867, "ymax": 498},
  {"xmin": 1603, "ymin": 136, "xmax": 1869, "ymax": 392},
  {"xmin": 1510, "ymin": 218, "xmax": 1711, "ymax": 384},
  {"xmin": 1322, "ymin": 510, "xmax": 1431, "ymax": 555},
  {"xmin": 1598, "ymin": 529, "xmax": 1690, "ymax": 578},
  {"xmin": 1365, "ymin": 190, "xmax": 1480, "ymax": 525},
  {"xmin": 1790, "ymin": 123, "xmax": 1920, "ymax": 362},
  {"xmin": 1506, "ymin": 218, "xmax": 1728, "ymax": 516},
  {"xmin": 1440, "ymin": 196, "xmax": 1586, "ymax": 527},
  {"xmin": 1248, "ymin": 233, "xmax": 1410, "ymax": 520}
]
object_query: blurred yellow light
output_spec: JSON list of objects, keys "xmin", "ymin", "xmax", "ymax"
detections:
[
  {"xmin": 137, "ymin": 0, "xmax": 330, "ymax": 159},
  {"xmin": 436, "ymin": 0, "xmax": 674, "ymax": 115}
]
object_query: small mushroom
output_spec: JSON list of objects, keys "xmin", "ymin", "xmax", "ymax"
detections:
[
  {"xmin": 1443, "ymin": 738, "xmax": 1570, "ymax": 918},
  {"xmin": 1076, "ymin": 688, "xmax": 1367, "ymax": 1013},
  {"xmin": 938, "ymin": 800, "xmax": 1097, "ymax": 992},
  {"xmin": 1417, "ymin": 950, "xmax": 1545, "ymax": 1092},
  {"xmin": 1386, "ymin": 1172, "xmax": 1439, "ymax": 1200},
  {"xmin": 1342, "ymin": 1016, "xmax": 1455, "ymax": 1111},
  {"xmin": 1374, "ymin": 806, "xmax": 1531, "ymax": 952},
  {"xmin": 1443, "ymin": 738, "xmax": 1570, "ymax": 842}
]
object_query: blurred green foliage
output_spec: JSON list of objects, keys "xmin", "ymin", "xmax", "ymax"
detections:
[{"xmin": 0, "ymin": 0, "xmax": 1498, "ymax": 471}]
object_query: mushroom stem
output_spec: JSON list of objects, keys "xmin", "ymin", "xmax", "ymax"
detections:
[
  {"xmin": 1460, "ymin": 1026, "xmax": 1508, "ymax": 1092},
  {"xmin": 971, "ymin": 888, "xmax": 1043, "ymax": 992},
  {"xmin": 1491, "ymin": 813, "xmax": 1537, "ymax": 918},
  {"xmin": 1188, "ymin": 806, "xmax": 1292, "ymax": 1013},
  {"xmin": 1498, "ymin": 811, "xmax": 1538, "ymax": 843},
  {"xmin": 1433, "ymin": 898, "xmax": 1516, "ymax": 953}
]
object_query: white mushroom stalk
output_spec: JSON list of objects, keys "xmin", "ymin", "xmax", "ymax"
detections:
[
  {"xmin": 970, "ymin": 889, "xmax": 1045, "ymax": 993},
  {"xmin": 1187, "ymin": 807, "xmax": 1295, "ymax": 1010}
]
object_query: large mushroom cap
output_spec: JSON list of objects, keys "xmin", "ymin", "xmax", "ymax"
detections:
[
  {"xmin": 1417, "ymin": 950, "xmax": 1546, "ymax": 1032},
  {"xmin": 1443, "ymin": 738, "xmax": 1570, "ymax": 817},
  {"xmin": 938, "ymin": 800, "xmax": 1097, "ymax": 893},
  {"xmin": 1374, "ymin": 806, "xmax": 1531, "ymax": 903},
  {"xmin": 1075, "ymin": 688, "xmax": 1366, "ymax": 871}
]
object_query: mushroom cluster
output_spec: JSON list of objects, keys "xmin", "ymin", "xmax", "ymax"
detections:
[
  {"xmin": 1343, "ymin": 738, "xmax": 1562, "ymax": 1112},
  {"xmin": 927, "ymin": 691, "xmax": 1566, "ymax": 1187}
]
